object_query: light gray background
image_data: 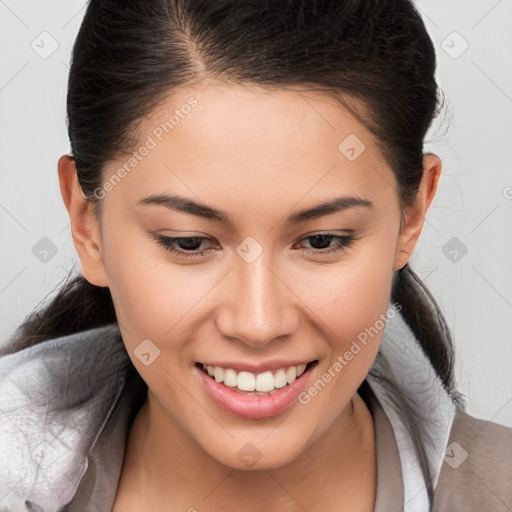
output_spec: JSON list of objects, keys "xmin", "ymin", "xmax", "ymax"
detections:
[{"xmin": 0, "ymin": 1, "xmax": 511, "ymax": 428}]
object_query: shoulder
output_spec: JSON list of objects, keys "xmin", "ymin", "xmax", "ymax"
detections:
[
  {"xmin": 432, "ymin": 411, "xmax": 512, "ymax": 511},
  {"xmin": 0, "ymin": 323, "xmax": 138, "ymax": 511}
]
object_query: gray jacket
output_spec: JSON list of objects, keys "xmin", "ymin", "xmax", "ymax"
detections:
[{"xmin": 0, "ymin": 310, "xmax": 511, "ymax": 511}]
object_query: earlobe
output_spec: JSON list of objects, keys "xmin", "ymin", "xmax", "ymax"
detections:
[
  {"xmin": 393, "ymin": 153, "xmax": 442, "ymax": 272},
  {"xmin": 57, "ymin": 154, "xmax": 109, "ymax": 287}
]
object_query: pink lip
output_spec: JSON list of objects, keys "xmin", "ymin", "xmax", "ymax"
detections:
[
  {"xmin": 195, "ymin": 362, "xmax": 317, "ymax": 419},
  {"xmin": 198, "ymin": 359, "xmax": 314, "ymax": 373}
]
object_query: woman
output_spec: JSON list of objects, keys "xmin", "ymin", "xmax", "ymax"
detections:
[{"xmin": 0, "ymin": 0, "xmax": 511, "ymax": 511}]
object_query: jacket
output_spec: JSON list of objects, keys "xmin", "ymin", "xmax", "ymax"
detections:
[{"xmin": 0, "ymin": 307, "xmax": 511, "ymax": 511}]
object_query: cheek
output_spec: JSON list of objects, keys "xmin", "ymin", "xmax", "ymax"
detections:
[
  {"xmin": 300, "ymin": 228, "xmax": 396, "ymax": 362},
  {"xmin": 100, "ymin": 228, "xmax": 203, "ymax": 342}
]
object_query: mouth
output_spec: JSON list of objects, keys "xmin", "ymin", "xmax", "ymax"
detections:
[
  {"xmin": 195, "ymin": 360, "xmax": 319, "ymax": 396},
  {"xmin": 194, "ymin": 359, "xmax": 319, "ymax": 419}
]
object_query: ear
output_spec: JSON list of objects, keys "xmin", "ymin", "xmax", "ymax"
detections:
[
  {"xmin": 393, "ymin": 153, "xmax": 442, "ymax": 271},
  {"xmin": 58, "ymin": 154, "xmax": 109, "ymax": 287}
]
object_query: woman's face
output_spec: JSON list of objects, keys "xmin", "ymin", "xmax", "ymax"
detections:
[{"xmin": 76, "ymin": 83, "xmax": 415, "ymax": 469}]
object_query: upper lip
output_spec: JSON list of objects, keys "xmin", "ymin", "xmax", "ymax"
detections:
[{"xmin": 197, "ymin": 359, "xmax": 317, "ymax": 374}]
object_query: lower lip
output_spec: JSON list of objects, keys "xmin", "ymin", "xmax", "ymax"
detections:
[{"xmin": 195, "ymin": 363, "xmax": 317, "ymax": 420}]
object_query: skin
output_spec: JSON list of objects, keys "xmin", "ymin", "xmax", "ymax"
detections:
[{"xmin": 58, "ymin": 82, "xmax": 441, "ymax": 511}]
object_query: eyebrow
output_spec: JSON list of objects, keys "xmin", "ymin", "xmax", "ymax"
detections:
[{"xmin": 138, "ymin": 193, "xmax": 374, "ymax": 225}]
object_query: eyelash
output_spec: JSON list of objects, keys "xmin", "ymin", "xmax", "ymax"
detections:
[{"xmin": 153, "ymin": 233, "xmax": 355, "ymax": 259}]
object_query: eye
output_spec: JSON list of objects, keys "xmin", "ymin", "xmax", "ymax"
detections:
[
  {"xmin": 154, "ymin": 236, "xmax": 216, "ymax": 259},
  {"xmin": 293, "ymin": 233, "xmax": 355, "ymax": 256},
  {"xmin": 153, "ymin": 232, "xmax": 355, "ymax": 259}
]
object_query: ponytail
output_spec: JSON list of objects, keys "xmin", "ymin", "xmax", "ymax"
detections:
[
  {"xmin": 391, "ymin": 264, "xmax": 466, "ymax": 409},
  {"xmin": 0, "ymin": 269, "xmax": 116, "ymax": 357}
]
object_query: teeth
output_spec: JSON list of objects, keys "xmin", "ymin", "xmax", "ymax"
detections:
[
  {"xmin": 274, "ymin": 369, "xmax": 287, "ymax": 389},
  {"xmin": 238, "ymin": 371, "xmax": 256, "ymax": 391},
  {"xmin": 202, "ymin": 362, "xmax": 310, "ymax": 393},
  {"xmin": 223, "ymin": 368, "xmax": 238, "ymax": 387},
  {"xmin": 214, "ymin": 366, "xmax": 224, "ymax": 383},
  {"xmin": 286, "ymin": 366, "xmax": 297, "ymax": 384},
  {"xmin": 255, "ymin": 371, "xmax": 274, "ymax": 392}
]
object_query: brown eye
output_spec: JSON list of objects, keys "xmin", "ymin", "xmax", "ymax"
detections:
[
  {"xmin": 154, "ymin": 236, "xmax": 215, "ymax": 258},
  {"xmin": 295, "ymin": 233, "xmax": 355, "ymax": 255}
]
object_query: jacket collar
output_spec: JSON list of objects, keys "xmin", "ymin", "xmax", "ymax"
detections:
[
  {"xmin": 366, "ymin": 304, "xmax": 458, "ymax": 511},
  {"xmin": 0, "ymin": 324, "xmax": 132, "ymax": 511}
]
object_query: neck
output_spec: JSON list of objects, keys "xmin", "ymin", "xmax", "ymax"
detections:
[{"xmin": 114, "ymin": 392, "xmax": 376, "ymax": 511}]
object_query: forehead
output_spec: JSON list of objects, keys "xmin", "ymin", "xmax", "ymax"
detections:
[
  {"xmin": 139, "ymin": 82, "xmax": 376, "ymax": 160},
  {"xmin": 103, "ymin": 82, "xmax": 397, "ymax": 214}
]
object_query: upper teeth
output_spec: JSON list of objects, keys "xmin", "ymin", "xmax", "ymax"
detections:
[{"xmin": 203, "ymin": 363, "xmax": 308, "ymax": 393}]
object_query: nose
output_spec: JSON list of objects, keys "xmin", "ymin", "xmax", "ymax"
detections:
[{"xmin": 215, "ymin": 251, "xmax": 299, "ymax": 348}]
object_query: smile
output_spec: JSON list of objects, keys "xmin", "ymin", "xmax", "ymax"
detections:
[
  {"xmin": 194, "ymin": 360, "xmax": 319, "ymax": 419},
  {"xmin": 197, "ymin": 362, "xmax": 316, "ymax": 394}
]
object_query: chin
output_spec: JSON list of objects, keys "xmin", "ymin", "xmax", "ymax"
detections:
[{"xmin": 199, "ymin": 433, "xmax": 310, "ymax": 472}]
